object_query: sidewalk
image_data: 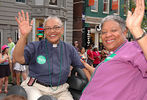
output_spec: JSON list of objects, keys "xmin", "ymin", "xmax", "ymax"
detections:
[{"xmin": 0, "ymin": 84, "xmax": 13, "ymax": 100}]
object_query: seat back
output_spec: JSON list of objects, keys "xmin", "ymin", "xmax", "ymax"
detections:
[{"xmin": 67, "ymin": 68, "xmax": 88, "ymax": 100}]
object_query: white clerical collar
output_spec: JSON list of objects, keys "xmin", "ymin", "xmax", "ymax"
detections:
[{"xmin": 53, "ymin": 44, "xmax": 57, "ymax": 47}]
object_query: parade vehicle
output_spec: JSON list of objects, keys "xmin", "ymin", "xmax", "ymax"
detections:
[{"xmin": 6, "ymin": 67, "xmax": 88, "ymax": 100}]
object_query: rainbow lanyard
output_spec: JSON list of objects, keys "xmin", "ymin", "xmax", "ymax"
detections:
[
  {"xmin": 82, "ymin": 40, "xmax": 127, "ymax": 92},
  {"xmin": 45, "ymin": 39, "xmax": 63, "ymax": 91}
]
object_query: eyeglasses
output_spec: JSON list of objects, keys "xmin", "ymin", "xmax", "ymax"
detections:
[{"xmin": 44, "ymin": 25, "xmax": 62, "ymax": 32}]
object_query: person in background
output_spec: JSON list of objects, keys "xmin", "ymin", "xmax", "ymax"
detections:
[
  {"xmin": 86, "ymin": 44, "xmax": 94, "ymax": 66},
  {"xmin": 74, "ymin": 41, "xmax": 79, "ymax": 52},
  {"xmin": 100, "ymin": 48, "xmax": 108, "ymax": 61},
  {"xmin": 13, "ymin": 10, "xmax": 84, "ymax": 100},
  {"xmin": 11, "ymin": 44, "xmax": 27, "ymax": 85},
  {"xmin": 7, "ymin": 37, "xmax": 15, "ymax": 56},
  {"xmin": 80, "ymin": 0, "xmax": 147, "ymax": 99},
  {"xmin": 92, "ymin": 47, "xmax": 101, "ymax": 68},
  {"xmin": 0, "ymin": 45, "xmax": 11, "ymax": 94},
  {"xmin": 7, "ymin": 37, "xmax": 15, "ymax": 85},
  {"xmin": 79, "ymin": 47, "xmax": 87, "ymax": 62}
]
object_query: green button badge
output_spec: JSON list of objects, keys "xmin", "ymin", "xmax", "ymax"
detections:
[{"xmin": 37, "ymin": 55, "xmax": 46, "ymax": 64}]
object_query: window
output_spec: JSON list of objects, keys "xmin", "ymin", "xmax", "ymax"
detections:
[
  {"xmin": 62, "ymin": 0, "xmax": 66, "ymax": 7},
  {"xmin": 35, "ymin": 0, "xmax": 44, "ymax": 5},
  {"xmin": 103, "ymin": 0, "xmax": 109, "ymax": 13},
  {"xmin": 16, "ymin": 0, "xmax": 25, "ymax": 3},
  {"xmin": 111, "ymin": 0, "xmax": 119, "ymax": 14},
  {"xmin": 15, "ymin": 30, "xmax": 19, "ymax": 41},
  {"xmin": 49, "ymin": 0, "xmax": 57, "ymax": 5},
  {"xmin": 91, "ymin": 0, "xmax": 98, "ymax": 12},
  {"xmin": 124, "ymin": 0, "xmax": 130, "ymax": 15}
]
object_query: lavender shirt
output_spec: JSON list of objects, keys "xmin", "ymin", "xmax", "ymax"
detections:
[{"xmin": 80, "ymin": 41, "xmax": 147, "ymax": 100}]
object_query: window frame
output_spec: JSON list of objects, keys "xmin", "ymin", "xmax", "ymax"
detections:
[
  {"xmin": 49, "ymin": 0, "xmax": 57, "ymax": 6},
  {"xmin": 103, "ymin": 0, "xmax": 110, "ymax": 14},
  {"xmin": 91, "ymin": 0, "xmax": 98, "ymax": 12},
  {"xmin": 111, "ymin": 0, "xmax": 120, "ymax": 15}
]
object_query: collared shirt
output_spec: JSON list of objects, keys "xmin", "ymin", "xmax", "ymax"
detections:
[
  {"xmin": 80, "ymin": 41, "xmax": 147, "ymax": 100},
  {"xmin": 24, "ymin": 39, "xmax": 84, "ymax": 86}
]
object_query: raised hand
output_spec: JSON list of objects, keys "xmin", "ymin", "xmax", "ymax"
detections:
[
  {"xmin": 126, "ymin": 0, "xmax": 145, "ymax": 35},
  {"xmin": 15, "ymin": 10, "xmax": 33, "ymax": 38}
]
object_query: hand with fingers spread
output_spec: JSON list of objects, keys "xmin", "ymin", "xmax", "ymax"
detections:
[
  {"xmin": 126, "ymin": 0, "xmax": 147, "ymax": 60},
  {"xmin": 15, "ymin": 10, "xmax": 33, "ymax": 38},
  {"xmin": 126, "ymin": 0, "xmax": 145, "ymax": 36}
]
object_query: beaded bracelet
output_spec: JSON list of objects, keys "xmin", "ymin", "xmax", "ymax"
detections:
[{"xmin": 136, "ymin": 30, "xmax": 146, "ymax": 41}]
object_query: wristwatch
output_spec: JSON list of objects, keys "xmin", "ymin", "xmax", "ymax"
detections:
[{"xmin": 135, "ymin": 30, "xmax": 146, "ymax": 41}]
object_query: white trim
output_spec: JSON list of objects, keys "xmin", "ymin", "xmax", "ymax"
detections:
[
  {"xmin": 74, "ymin": 1, "xmax": 85, "ymax": 5},
  {"xmin": 64, "ymin": 20, "xmax": 66, "ymax": 42},
  {"xmin": 91, "ymin": 0, "xmax": 98, "ymax": 12},
  {"xmin": 85, "ymin": 16, "xmax": 102, "ymax": 24},
  {"xmin": 32, "ymin": 18, "xmax": 36, "ymax": 41}
]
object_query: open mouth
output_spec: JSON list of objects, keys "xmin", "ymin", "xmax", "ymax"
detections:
[{"xmin": 106, "ymin": 40, "xmax": 114, "ymax": 44}]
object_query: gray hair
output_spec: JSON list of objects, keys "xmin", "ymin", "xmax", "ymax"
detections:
[
  {"xmin": 101, "ymin": 15, "xmax": 126, "ymax": 32},
  {"xmin": 43, "ymin": 16, "xmax": 63, "ymax": 28}
]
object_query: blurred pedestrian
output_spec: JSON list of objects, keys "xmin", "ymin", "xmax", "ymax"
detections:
[
  {"xmin": 87, "ymin": 44, "xmax": 94, "ymax": 66},
  {"xmin": 79, "ymin": 47, "xmax": 87, "ymax": 62},
  {"xmin": 11, "ymin": 42, "xmax": 27, "ymax": 85},
  {"xmin": 7, "ymin": 37, "xmax": 15, "ymax": 85},
  {"xmin": 92, "ymin": 47, "xmax": 101, "ymax": 67},
  {"xmin": 0, "ymin": 45, "xmax": 11, "ymax": 94},
  {"xmin": 74, "ymin": 41, "xmax": 79, "ymax": 52}
]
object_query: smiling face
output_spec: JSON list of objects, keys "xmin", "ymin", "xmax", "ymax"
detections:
[
  {"xmin": 101, "ymin": 20, "xmax": 127, "ymax": 51},
  {"xmin": 44, "ymin": 18, "xmax": 64, "ymax": 44}
]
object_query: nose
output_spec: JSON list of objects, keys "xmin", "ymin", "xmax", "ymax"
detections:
[
  {"xmin": 105, "ymin": 32, "xmax": 112, "ymax": 38},
  {"xmin": 50, "ymin": 28, "xmax": 55, "ymax": 32}
]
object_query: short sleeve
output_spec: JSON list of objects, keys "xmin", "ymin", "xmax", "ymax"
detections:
[
  {"xmin": 24, "ymin": 42, "xmax": 36, "ymax": 65},
  {"xmin": 71, "ymin": 46, "xmax": 85, "ymax": 68},
  {"xmin": 133, "ymin": 51, "xmax": 147, "ymax": 77}
]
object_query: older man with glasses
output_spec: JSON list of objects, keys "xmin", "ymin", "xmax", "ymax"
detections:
[{"xmin": 13, "ymin": 12, "xmax": 84, "ymax": 100}]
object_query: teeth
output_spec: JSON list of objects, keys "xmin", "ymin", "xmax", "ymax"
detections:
[
  {"xmin": 50, "ymin": 35, "xmax": 56, "ymax": 37},
  {"xmin": 107, "ymin": 40, "xmax": 114, "ymax": 43}
]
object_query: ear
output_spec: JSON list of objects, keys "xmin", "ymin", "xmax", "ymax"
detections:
[
  {"xmin": 61, "ymin": 27, "xmax": 64, "ymax": 35},
  {"xmin": 123, "ymin": 28, "xmax": 128, "ymax": 37}
]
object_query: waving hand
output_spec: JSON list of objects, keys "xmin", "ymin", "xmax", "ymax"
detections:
[
  {"xmin": 126, "ymin": 0, "xmax": 145, "ymax": 36},
  {"xmin": 15, "ymin": 10, "xmax": 33, "ymax": 38}
]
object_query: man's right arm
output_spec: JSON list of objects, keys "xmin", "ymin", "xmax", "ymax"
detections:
[{"xmin": 13, "ymin": 36, "xmax": 27, "ymax": 64}]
